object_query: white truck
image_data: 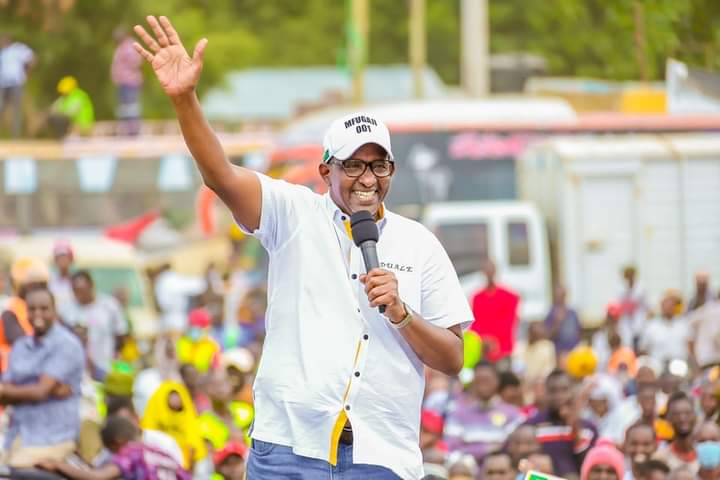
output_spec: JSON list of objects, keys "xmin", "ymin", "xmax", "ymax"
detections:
[{"xmin": 518, "ymin": 133, "xmax": 720, "ymax": 325}]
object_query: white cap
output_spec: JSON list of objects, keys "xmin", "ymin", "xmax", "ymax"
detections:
[{"xmin": 322, "ymin": 112, "xmax": 394, "ymax": 163}]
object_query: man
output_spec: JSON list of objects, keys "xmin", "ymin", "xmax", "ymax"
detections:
[
  {"xmin": 544, "ymin": 284, "xmax": 582, "ymax": 359},
  {"xmin": 505, "ymin": 424, "xmax": 540, "ymax": 470},
  {"xmin": 688, "ymin": 297, "xmax": 720, "ymax": 372},
  {"xmin": 623, "ymin": 422, "xmax": 658, "ymax": 480},
  {"xmin": 0, "ymin": 285, "xmax": 84, "ymax": 467},
  {"xmin": 444, "ymin": 362, "xmax": 522, "ymax": 464},
  {"xmin": 111, "ymin": 27, "xmax": 143, "ymax": 136},
  {"xmin": 62, "ymin": 270, "xmax": 129, "ymax": 373},
  {"xmin": 482, "ymin": 452, "xmax": 516, "ymax": 480},
  {"xmin": 470, "ymin": 259, "xmax": 519, "ymax": 364},
  {"xmin": 653, "ymin": 392, "xmax": 698, "ymax": 475},
  {"xmin": 617, "ymin": 266, "xmax": 647, "ymax": 348},
  {"xmin": 48, "ymin": 240, "xmax": 75, "ymax": 315},
  {"xmin": 213, "ymin": 442, "xmax": 248, "ymax": 480},
  {"xmin": 640, "ymin": 460, "xmax": 670, "ymax": 480},
  {"xmin": 687, "ymin": 271, "xmax": 712, "ymax": 313},
  {"xmin": 525, "ymin": 369, "xmax": 599, "ymax": 478},
  {"xmin": 639, "ymin": 291, "xmax": 689, "ymax": 368},
  {"xmin": 0, "ymin": 33, "xmax": 35, "ymax": 137},
  {"xmin": 50, "ymin": 75, "xmax": 95, "ymax": 136},
  {"xmin": 134, "ymin": 16, "xmax": 471, "ymax": 480}
]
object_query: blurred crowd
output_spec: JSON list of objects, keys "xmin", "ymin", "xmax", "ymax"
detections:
[{"xmin": 1, "ymin": 240, "xmax": 719, "ymax": 480}]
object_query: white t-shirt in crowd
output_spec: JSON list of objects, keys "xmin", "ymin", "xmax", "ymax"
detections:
[
  {"xmin": 62, "ymin": 294, "xmax": 129, "ymax": 371},
  {"xmin": 688, "ymin": 300, "xmax": 720, "ymax": 368},
  {"xmin": 639, "ymin": 315, "xmax": 690, "ymax": 365},
  {"xmin": 0, "ymin": 42, "xmax": 34, "ymax": 87}
]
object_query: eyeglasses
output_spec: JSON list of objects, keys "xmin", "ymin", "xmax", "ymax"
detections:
[{"xmin": 330, "ymin": 159, "xmax": 395, "ymax": 178}]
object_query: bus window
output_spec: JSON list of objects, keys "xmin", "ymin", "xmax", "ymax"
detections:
[
  {"xmin": 507, "ymin": 221, "xmax": 530, "ymax": 266},
  {"xmin": 434, "ymin": 223, "xmax": 489, "ymax": 277}
]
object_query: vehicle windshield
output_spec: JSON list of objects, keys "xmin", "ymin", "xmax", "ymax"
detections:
[{"xmin": 433, "ymin": 223, "xmax": 489, "ymax": 277}]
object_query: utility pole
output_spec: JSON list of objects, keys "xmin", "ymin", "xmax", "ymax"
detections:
[
  {"xmin": 409, "ymin": 0, "xmax": 426, "ymax": 99},
  {"xmin": 461, "ymin": 0, "xmax": 489, "ymax": 97},
  {"xmin": 633, "ymin": 0, "xmax": 649, "ymax": 82},
  {"xmin": 350, "ymin": 0, "xmax": 369, "ymax": 104}
]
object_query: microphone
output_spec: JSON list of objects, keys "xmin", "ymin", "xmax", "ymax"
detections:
[{"xmin": 350, "ymin": 210, "xmax": 385, "ymax": 314}]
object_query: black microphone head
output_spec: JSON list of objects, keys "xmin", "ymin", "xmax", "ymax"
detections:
[{"xmin": 350, "ymin": 210, "xmax": 378, "ymax": 246}]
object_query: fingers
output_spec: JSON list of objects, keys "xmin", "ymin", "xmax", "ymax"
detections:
[
  {"xmin": 133, "ymin": 24, "xmax": 161, "ymax": 53},
  {"xmin": 192, "ymin": 38, "xmax": 208, "ymax": 62},
  {"xmin": 159, "ymin": 16, "xmax": 184, "ymax": 47},
  {"xmin": 132, "ymin": 42, "xmax": 154, "ymax": 63},
  {"xmin": 147, "ymin": 15, "xmax": 170, "ymax": 48}
]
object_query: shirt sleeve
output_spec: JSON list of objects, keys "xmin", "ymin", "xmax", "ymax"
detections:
[
  {"xmin": 237, "ymin": 172, "xmax": 313, "ymax": 253},
  {"xmin": 419, "ymin": 231, "xmax": 474, "ymax": 331},
  {"xmin": 42, "ymin": 332, "xmax": 84, "ymax": 384}
]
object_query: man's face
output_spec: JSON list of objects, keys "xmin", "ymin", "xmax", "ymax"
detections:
[
  {"xmin": 26, "ymin": 289, "xmax": 55, "ymax": 337},
  {"xmin": 318, "ymin": 143, "xmax": 392, "ymax": 217},
  {"xmin": 472, "ymin": 366, "xmax": 499, "ymax": 402},
  {"xmin": 547, "ymin": 375, "xmax": 573, "ymax": 413},
  {"xmin": 696, "ymin": 422, "xmax": 720, "ymax": 443},
  {"xmin": 483, "ymin": 455, "xmax": 515, "ymax": 480},
  {"xmin": 637, "ymin": 388, "xmax": 656, "ymax": 418},
  {"xmin": 507, "ymin": 426, "xmax": 539, "ymax": 465},
  {"xmin": 72, "ymin": 276, "xmax": 94, "ymax": 304},
  {"xmin": 624, "ymin": 425, "xmax": 657, "ymax": 466},
  {"xmin": 701, "ymin": 385, "xmax": 719, "ymax": 417},
  {"xmin": 588, "ymin": 464, "xmax": 619, "ymax": 480},
  {"xmin": 218, "ymin": 455, "xmax": 246, "ymax": 480},
  {"xmin": 668, "ymin": 399, "xmax": 696, "ymax": 438},
  {"xmin": 54, "ymin": 253, "xmax": 73, "ymax": 273},
  {"xmin": 500, "ymin": 384, "xmax": 523, "ymax": 407}
]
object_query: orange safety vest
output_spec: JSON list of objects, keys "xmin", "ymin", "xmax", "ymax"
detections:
[{"xmin": 0, "ymin": 297, "xmax": 34, "ymax": 372}]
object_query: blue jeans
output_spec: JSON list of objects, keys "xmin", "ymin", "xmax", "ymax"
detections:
[{"xmin": 246, "ymin": 439, "xmax": 402, "ymax": 480}]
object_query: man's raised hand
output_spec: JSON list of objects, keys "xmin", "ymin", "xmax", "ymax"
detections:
[{"xmin": 133, "ymin": 15, "xmax": 207, "ymax": 98}]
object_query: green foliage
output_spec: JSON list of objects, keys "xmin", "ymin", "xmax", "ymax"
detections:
[{"xmin": 2, "ymin": 0, "xmax": 719, "ymax": 122}]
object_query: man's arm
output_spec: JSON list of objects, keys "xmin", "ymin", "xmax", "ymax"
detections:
[
  {"xmin": 361, "ymin": 269, "xmax": 464, "ymax": 376},
  {"xmin": 133, "ymin": 16, "xmax": 261, "ymax": 231},
  {"xmin": 0, "ymin": 375, "xmax": 69, "ymax": 405},
  {"xmin": 38, "ymin": 460, "xmax": 120, "ymax": 480}
]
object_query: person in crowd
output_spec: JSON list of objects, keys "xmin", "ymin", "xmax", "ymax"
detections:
[
  {"xmin": 687, "ymin": 271, "xmax": 713, "ymax": 313},
  {"xmin": 153, "ymin": 263, "xmax": 207, "ymax": 333},
  {"xmin": 177, "ymin": 307, "xmax": 221, "ymax": 374},
  {"xmin": 63, "ymin": 270, "xmax": 129, "ymax": 374},
  {"xmin": 0, "ymin": 33, "xmax": 35, "ymax": 137},
  {"xmin": 498, "ymin": 370, "xmax": 524, "ymax": 408},
  {"xmin": 580, "ymin": 439, "xmax": 625, "ymax": 480},
  {"xmin": 520, "ymin": 321, "xmax": 556, "ymax": 384},
  {"xmin": 446, "ymin": 452, "xmax": 479, "ymax": 480},
  {"xmin": 639, "ymin": 290, "xmax": 689, "ymax": 368},
  {"xmin": 545, "ymin": 285, "xmax": 582, "ymax": 360},
  {"xmin": 640, "ymin": 460, "xmax": 670, "ymax": 480},
  {"xmin": 606, "ymin": 330, "xmax": 637, "ymax": 380},
  {"xmin": 505, "ymin": 424, "xmax": 540, "ymax": 470},
  {"xmin": 48, "ymin": 240, "xmax": 75, "ymax": 315},
  {"xmin": 697, "ymin": 437, "xmax": 720, "ymax": 480},
  {"xmin": 616, "ymin": 265, "xmax": 647, "ymax": 348},
  {"xmin": 220, "ymin": 348, "xmax": 255, "ymax": 403},
  {"xmin": 420, "ymin": 409, "xmax": 448, "ymax": 461},
  {"xmin": 444, "ymin": 361, "xmax": 523, "ymax": 464},
  {"xmin": 198, "ymin": 369, "xmax": 252, "ymax": 453},
  {"xmin": 38, "ymin": 415, "xmax": 190, "ymax": 479},
  {"xmin": 635, "ymin": 383, "xmax": 674, "ymax": 442},
  {"xmin": 213, "ymin": 441, "xmax": 248, "ymax": 480},
  {"xmin": 135, "ymin": 15, "xmax": 472, "ymax": 480},
  {"xmin": 483, "ymin": 452, "xmax": 517, "ymax": 480},
  {"xmin": 132, "ymin": 335, "xmax": 182, "ymax": 418},
  {"xmin": 49, "ymin": 75, "xmax": 95, "ymax": 136},
  {"xmin": 688, "ymin": 295, "xmax": 720, "ymax": 373},
  {"xmin": 592, "ymin": 304, "xmax": 631, "ymax": 373},
  {"xmin": 111, "ymin": 27, "xmax": 143, "ymax": 136},
  {"xmin": 584, "ymin": 374, "xmax": 624, "ymax": 439},
  {"xmin": 140, "ymin": 380, "xmax": 207, "ymax": 471},
  {"xmin": 623, "ymin": 422, "xmax": 658, "ymax": 480},
  {"xmin": 653, "ymin": 392, "xmax": 698, "ymax": 475},
  {"xmin": 470, "ymin": 259, "xmax": 520, "ymax": 365},
  {"xmin": 179, "ymin": 362, "xmax": 211, "ymax": 413},
  {"xmin": 699, "ymin": 382, "xmax": 720, "ymax": 423},
  {"xmin": 526, "ymin": 369, "xmax": 599, "ymax": 477},
  {"xmin": 0, "ymin": 285, "xmax": 84, "ymax": 467}
]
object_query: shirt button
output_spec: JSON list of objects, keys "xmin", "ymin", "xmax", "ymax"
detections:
[
  {"xmin": 354, "ymin": 371, "xmax": 360, "ymax": 377},
  {"xmin": 357, "ymin": 308, "xmax": 361, "ymax": 313},
  {"xmin": 341, "ymin": 215, "xmax": 347, "ymax": 221},
  {"xmin": 345, "ymin": 405, "xmax": 351, "ymax": 411},
  {"xmin": 363, "ymin": 334, "xmax": 369, "ymax": 340},
  {"xmin": 351, "ymin": 273, "xmax": 357, "ymax": 280}
]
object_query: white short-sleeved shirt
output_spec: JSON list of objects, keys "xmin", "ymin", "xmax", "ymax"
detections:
[
  {"xmin": 688, "ymin": 300, "xmax": 720, "ymax": 368},
  {"xmin": 639, "ymin": 316, "xmax": 690, "ymax": 365},
  {"xmin": 241, "ymin": 173, "xmax": 472, "ymax": 479},
  {"xmin": 0, "ymin": 42, "xmax": 34, "ymax": 87}
]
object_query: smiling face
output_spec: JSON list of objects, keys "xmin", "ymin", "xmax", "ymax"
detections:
[
  {"xmin": 318, "ymin": 143, "xmax": 392, "ymax": 217},
  {"xmin": 26, "ymin": 288, "xmax": 56, "ymax": 337}
]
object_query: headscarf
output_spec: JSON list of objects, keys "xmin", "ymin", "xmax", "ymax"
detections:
[
  {"xmin": 580, "ymin": 439, "xmax": 624, "ymax": 480},
  {"xmin": 141, "ymin": 380, "xmax": 207, "ymax": 468}
]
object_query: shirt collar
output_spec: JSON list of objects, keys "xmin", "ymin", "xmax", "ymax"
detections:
[
  {"xmin": 324, "ymin": 194, "xmax": 388, "ymax": 236},
  {"xmin": 32, "ymin": 323, "xmax": 58, "ymax": 347}
]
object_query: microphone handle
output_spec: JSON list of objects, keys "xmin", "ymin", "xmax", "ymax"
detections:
[{"xmin": 360, "ymin": 241, "xmax": 385, "ymax": 313}]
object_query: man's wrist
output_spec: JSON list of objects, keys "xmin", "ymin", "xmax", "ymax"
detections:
[{"xmin": 387, "ymin": 302, "xmax": 407, "ymax": 324}]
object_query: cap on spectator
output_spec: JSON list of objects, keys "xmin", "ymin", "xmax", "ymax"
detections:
[
  {"xmin": 104, "ymin": 370, "xmax": 135, "ymax": 397},
  {"xmin": 57, "ymin": 75, "xmax": 78, "ymax": 95},
  {"xmin": 10, "ymin": 257, "xmax": 49, "ymax": 287},
  {"xmin": 53, "ymin": 240, "xmax": 74, "ymax": 260},
  {"xmin": 213, "ymin": 441, "xmax": 248, "ymax": 467},
  {"xmin": 421, "ymin": 409, "xmax": 444, "ymax": 435},
  {"xmin": 322, "ymin": 112, "xmax": 394, "ymax": 163},
  {"xmin": 188, "ymin": 308, "xmax": 212, "ymax": 329},
  {"xmin": 221, "ymin": 348, "xmax": 255, "ymax": 373},
  {"xmin": 566, "ymin": 345, "xmax": 598, "ymax": 379},
  {"xmin": 580, "ymin": 439, "xmax": 625, "ymax": 480}
]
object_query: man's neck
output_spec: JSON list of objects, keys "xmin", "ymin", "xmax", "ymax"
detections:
[{"xmin": 672, "ymin": 436, "xmax": 694, "ymax": 453}]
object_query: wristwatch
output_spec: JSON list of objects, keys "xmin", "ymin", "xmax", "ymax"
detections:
[{"xmin": 390, "ymin": 303, "xmax": 414, "ymax": 330}]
